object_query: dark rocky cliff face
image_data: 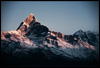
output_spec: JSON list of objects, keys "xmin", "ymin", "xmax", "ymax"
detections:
[
  {"xmin": 26, "ymin": 22, "xmax": 49, "ymax": 37},
  {"xmin": 1, "ymin": 14, "xmax": 99, "ymax": 67}
]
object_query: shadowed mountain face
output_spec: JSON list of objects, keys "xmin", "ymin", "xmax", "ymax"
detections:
[{"xmin": 1, "ymin": 14, "xmax": 99, "ymax": 67}]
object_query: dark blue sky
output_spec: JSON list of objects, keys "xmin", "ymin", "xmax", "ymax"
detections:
[{"xmin": 1, "ymin": 1, "xmax": 99, "ymax": 35}]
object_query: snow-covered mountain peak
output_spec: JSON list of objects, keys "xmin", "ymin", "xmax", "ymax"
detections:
[{"xmin": 1, "ymin": 13, "xmax": 99, "ymax": 67}]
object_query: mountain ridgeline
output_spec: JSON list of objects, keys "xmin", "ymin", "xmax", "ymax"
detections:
[{"xmin": 1, "ymin": 13, "xmax": 99, "ymax": 67}]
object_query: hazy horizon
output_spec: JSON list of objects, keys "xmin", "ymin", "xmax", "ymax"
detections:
[{"xmin": 1, "ymin": 1, "xmax": 99, "ymax": 35}]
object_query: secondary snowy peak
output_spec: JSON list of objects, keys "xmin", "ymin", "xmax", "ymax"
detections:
[
  {"xmin": 73, "ymin": 30, "xmax": 99, "ymax": 47},
  {"xmin": 74, "ymin": 29, "xmax": 84, "ymax": 36}
]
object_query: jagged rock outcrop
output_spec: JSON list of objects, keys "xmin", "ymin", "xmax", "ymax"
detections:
[{"xmin": 1, "ymin": 13, "xmax": 99, "ymax": 67}]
